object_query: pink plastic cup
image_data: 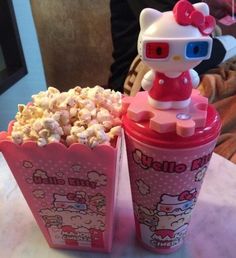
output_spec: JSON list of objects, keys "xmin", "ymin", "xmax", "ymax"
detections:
[
  {"xmin": 0, "ymin": 122, "xmax": 123, "ymax": 253},
  {"xmin": 123, "ymin": 101, "xmax": 221, "ymax": 254}
]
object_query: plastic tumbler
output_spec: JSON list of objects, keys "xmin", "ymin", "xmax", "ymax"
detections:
[{"xmin": 122, "ymin": 90, "xmax": 221, "ymax": 253}]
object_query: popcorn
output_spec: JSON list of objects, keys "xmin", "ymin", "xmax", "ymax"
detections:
[
  {"xmin": 11, "ymin": 86, "xmax": 122, "ymax": 147},
  {"xmin": 97, "ymin": 108, "xmax": 111, "ymax": 123},
  {"xmin": 66, "ymin": 135, "xmax": 77, "ymax": 145},
  {"xmin": 78, "ymin": 131, "xmax": 89, "ymax": 145},
  {"xmin": 70, "ymin": 126, "xmax": 85, "ymax": 136},
  {"xmin": 78, "ymin": 108, "xmax": 91, "ymax": 122},
  {"xmin": 38, "ymin": 137, "xmax": 47, "ymax": 147},
  {"xmin": 108, "ymin": 126, "xmax": 122, "ymax": 140},
  {"xmin": 48, "ymin": 134, "xmax": 61, "ymax": 143},
  {"xmin": 32, "ymin": 120, "xmax": 43, "ymax": 132}
]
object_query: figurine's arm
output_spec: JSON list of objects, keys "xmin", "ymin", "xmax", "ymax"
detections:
[
  {"xmin": 141, "ymin": 70, "xmax": 155, "ymax": 91},
  {"xmin": 189, "ymin": 69, "xmax": 200, "ymax": 88}
]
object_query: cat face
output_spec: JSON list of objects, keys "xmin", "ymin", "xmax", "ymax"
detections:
[{"xmin": 138, "ymin": 3, "xmax": 213, "ymax": 73}]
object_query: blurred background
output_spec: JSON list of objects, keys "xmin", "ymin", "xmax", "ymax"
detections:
[{"xmin": 31, "ymin": 0, "xmax": 113, "ymax": 92}]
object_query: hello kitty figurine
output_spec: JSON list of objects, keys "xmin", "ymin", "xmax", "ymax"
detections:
[{"xmin": 138, "ymin": 0, "xmax": 215, "ymax": 109}]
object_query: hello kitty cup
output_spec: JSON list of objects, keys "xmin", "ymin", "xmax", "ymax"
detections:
[{"xmin": 122, "ymin": 90, "xmax": 221, "ymax": 254}]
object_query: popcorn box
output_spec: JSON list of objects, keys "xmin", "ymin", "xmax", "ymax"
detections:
[{"xmin": 0, "ymin": 123, "xmax": 123, "ymax": 252}]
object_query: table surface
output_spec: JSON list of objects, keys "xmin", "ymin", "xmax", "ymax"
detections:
[{"xmin": 0, "ymin": 150, "xmax": 236, "ymax": 258}]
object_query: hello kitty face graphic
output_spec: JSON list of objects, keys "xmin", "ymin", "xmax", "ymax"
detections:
[
  {"xmin": 157, "ymin": 189, "xmax": 197, "ymax": 216},
  {"xmin": 53, "ymin": 192, "xmax": 88, "ymax": 212},
  {"xmin": 138, "ymin": 1, "xmax": 214, "ymax": 73}
]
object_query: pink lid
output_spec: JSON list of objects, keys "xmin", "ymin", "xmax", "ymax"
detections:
[{"xmin": 123, "ymin": 104, "xmax": 221, "ymax": 149}]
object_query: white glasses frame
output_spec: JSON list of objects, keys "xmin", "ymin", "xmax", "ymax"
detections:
[{"xmin": 142, "ymin": 37, "xmax": 213, "ymax": 61}]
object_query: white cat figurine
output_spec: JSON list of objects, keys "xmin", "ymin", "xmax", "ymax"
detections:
[{"xmin": 138, "ymin": 0, "xmax": 215, "ymax": 109}]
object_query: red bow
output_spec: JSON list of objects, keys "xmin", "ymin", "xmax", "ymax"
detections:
[
  {"xmin": 173, "ymin": 0, "xmax": 216, "ymax": 35},
  {"xmin": 178, "ymin": 190, "xmax": 197, "ymax": 201}
]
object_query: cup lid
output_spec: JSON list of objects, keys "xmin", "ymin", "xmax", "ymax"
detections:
[{"xmin": 123, "ymin": 104, "xmax": 221, "ymax": 149}]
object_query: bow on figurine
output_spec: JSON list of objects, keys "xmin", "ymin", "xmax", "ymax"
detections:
[
  {"xmin": 173, "ymin": 0, "xmax": 216, "ymax": 35},
  {"xmin": 178, "ymin": 190, "xmax": 197, "ymax": 201}
]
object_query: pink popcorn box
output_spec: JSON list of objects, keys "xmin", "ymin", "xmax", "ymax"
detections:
[
  {"xmin": 123, "ymin": 91, "xmax": 221, "ymax": 253},
  {"xmin": 0, "ymin": 122, "xmax": 123, "ymax": 253}
]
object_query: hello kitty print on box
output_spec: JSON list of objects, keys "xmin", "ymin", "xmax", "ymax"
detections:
[
  {"xmin": 138, "ymin": 0, "xmax": 215, "ymax": 110},
  {"xmin": 0, "ymin": 132, "xmax": 123, "ymax": 253}
]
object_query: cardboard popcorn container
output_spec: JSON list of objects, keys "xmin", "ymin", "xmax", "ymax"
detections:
[{"xmin": 0, "ymin": 123, "xmax": 123, "ymax": 253}]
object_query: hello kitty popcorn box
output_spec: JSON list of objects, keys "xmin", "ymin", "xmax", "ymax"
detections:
[
  {"xmin": 0, "ymin": 87, "xmax": 123, "ymax": 253},
  {"xmin": 0, "ymin": 126, "xmax": 122, "ymax": 252},
  {"xmin": 123, "ymin": 0, "xmax": 221, "ymax": 254}
]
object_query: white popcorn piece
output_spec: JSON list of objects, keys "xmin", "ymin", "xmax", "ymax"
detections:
[
  {"xmin": 66, "ymin": 96, "xmax": 77, "ymax": 107},
  {"xmin": 88, "ymin": 136, "xmax": 99, "ymax": 148},
  {"xmin": 32, "ymin": 120, "xmax": 43, "ymax": 132},
  {"xmin": 62, "ymin": 125, "xmax": 71, "ymax": 135},
  {"xmin": 78, "ymin": 131, "xmax": 89, "ymax": 145},
  {"xmin": 90, "ymin": 109, "xmax": 97, "ymax": 119},
  {"xmin": 66, "ymin": 135, "xmax": 77, "ymax": 145},
  {"xmin": 38, "ymin": 137, "xmax": 47, "ymax": 147},
  {"xmin": 102, "ymin": 121, "xmax": 113, "ymax": 130},
  {"xmin": 70, "ymin": 125, "xmax": 85, "ymax": 136},
  {"xmin": 48, "ymin": 86, "xmax": 60, "ymax": 95},
  {"xmin": 59, "ymin": 110, "xmax": 70, "ymax": 125},
  {"xmin": 52, "ymin": 111, "xmax": 61, "ymax": 122},
  {"xmin": 12, "ymin": 131, "xmax": 23, "ymax": 144},
  {"xmin": 108, "ymin": 126, "xmax": 122, "ymax": 139},
  {"xmin": 96, "ymin": 109, "xmax": 111, "ymax": 123},
  {"xmin": 29, "ymin": 130, "xmax": 39, "ymax": 139},
  {"xmin": 79, "ymin": 108, "xmax": 91, "ymax": 122},
  {"xmin": 69, "ymin": 107, "xmax": 77, "ymax": 118},
  {"xmin": 22, "ymin": 125, "xmax": 31, "ymax": 135},
  {"xmin": 96, "ymin": 130, "xmax": 109, "ymax": 142},
  {"xmin": 48, "ymin": 134, "xmax": 61, "ymax": 143},
  {"xmin": 18, "ymin": 104, "xmax": 25, "ymax": 113},
  {"xmin": 38, "ymin": 129, "xmax": 50, "ymax": 138},
  {"xmin": 43, "ymin": 118, "xmax": 57, "ymax": 130}
]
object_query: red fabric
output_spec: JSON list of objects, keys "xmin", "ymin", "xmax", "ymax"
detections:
[{"xmin": 149, "ymin": 71, "xmax": 192, "ymax": 101}]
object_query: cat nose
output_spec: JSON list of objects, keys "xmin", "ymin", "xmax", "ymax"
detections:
[{"xmin": 173, "ymin": 55, "xmax": 182, "ymax": 61}]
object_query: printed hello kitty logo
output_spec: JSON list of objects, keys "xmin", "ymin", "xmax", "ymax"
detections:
[
  {"xmin": 138, "ymin": 0, "xmax": 215, "ymax": 110},
  {"xmin": 33, "ymin": 169, "xmax": 66, "ymax": 185},
  {"xmin": 132, "ymin": 149, "xmax": 187, "ymax": 173},
  {"xmin": 156, "ymin": 189, "xmax": 197, "ymax": 216}
]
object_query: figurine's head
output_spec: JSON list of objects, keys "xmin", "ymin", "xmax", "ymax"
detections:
[{"xmin": 138, "ymin": 0, "xmax": 215, "ymax": 73}]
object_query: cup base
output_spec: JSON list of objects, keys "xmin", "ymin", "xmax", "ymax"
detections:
[{"xmin": 137, "ymin": 236, "xmax": 183, "ymax": 254}]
